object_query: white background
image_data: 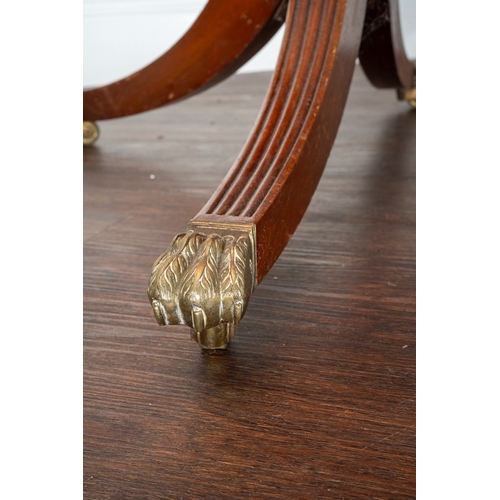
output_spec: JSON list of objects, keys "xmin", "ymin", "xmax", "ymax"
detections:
[{"xmin": 84, "ymin": 0, "xmax": 416, "ymax": 86}]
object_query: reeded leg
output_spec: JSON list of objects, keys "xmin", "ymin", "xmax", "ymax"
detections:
[{"xmin": 148, "ymin": 0, "xmax": 368, "ymax": 349}]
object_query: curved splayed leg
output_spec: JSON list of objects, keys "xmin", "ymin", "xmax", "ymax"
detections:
[
  {"xmin": 147, "ymin": 0, "xmax": 367, "ymax": 350},
  {"xmin": 83, "ymin": 0, "xmax": 286, "ymax": 123},
  {"xmin": 359, "ymin": 0, "xmax": 416, "ymax": 106}
]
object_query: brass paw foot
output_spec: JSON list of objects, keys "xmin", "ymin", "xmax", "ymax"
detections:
[
  {"xmin": 83, "ymin": 121, "xmax": 99, "ymax": 146},
  {"xmin": 147, "ymin": 223, "xmax": 255, "ymax": 350}
]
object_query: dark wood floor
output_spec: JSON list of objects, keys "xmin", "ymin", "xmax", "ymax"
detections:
[{"xmin": 84, "ymin": 67, "xmax": 415, "ymax": 499}]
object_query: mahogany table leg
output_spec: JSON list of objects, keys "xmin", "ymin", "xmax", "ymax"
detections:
[
  {"xmin": 83, "ymin": 0, "xmax": 286, "ymax": 123},
  {"xmin": 359, "ymin": 0, "xmax": 416, "ymax": 106},
  {"xmin": 148, "ymin": 0, "xmax": 368, "ymax": 350}
]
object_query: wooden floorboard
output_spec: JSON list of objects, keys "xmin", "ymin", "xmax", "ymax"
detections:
[{"xmin": 84, "ymin": 67, "xmax": 415, "ymax": 499}]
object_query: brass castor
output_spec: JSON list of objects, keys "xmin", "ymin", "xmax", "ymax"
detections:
[
  {"xmin": 83, "ymin": 121, "xmax": 99, "ymax": 146},
  {"xmin": 397, "ymin": 86, "xmax": 416, "ymax": 108},
  {"xmin": 397, "ymin": 74, "xmax": 416, "ymax": 109}
]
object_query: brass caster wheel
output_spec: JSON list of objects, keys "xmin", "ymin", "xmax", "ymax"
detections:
[{"xmin": 83, "ymin": 121, "xmax": 99, "ymax": 146}]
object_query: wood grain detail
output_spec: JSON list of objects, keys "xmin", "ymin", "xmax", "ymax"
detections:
[{"xmin": 83, "ymin": 69, "xmax": 416, "ymax": 499}]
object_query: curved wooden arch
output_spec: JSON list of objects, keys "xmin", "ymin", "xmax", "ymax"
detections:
[
  {"xmin": 358, "ymin": 0, "xmax": 415, "ymax": 89},
  {"xmin": 83, "ymin": 0, "xmax": 285, "ymax": 121}
]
